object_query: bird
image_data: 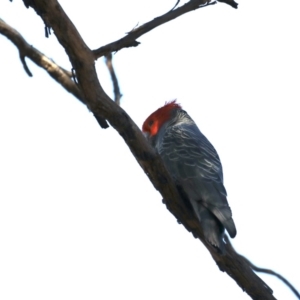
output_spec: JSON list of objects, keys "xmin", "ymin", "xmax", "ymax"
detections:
[{"xmin": 142, "ymin": 100, "xmax": 236, "ymax": 252}]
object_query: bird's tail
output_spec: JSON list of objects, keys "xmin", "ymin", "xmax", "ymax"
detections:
[
  {"xmin": 197, "ymin": 205, "xmax": 225, "ymax": 253},
  {"xmin": 209, "ymin": 205, "xmax": 237, "ymax": 238}
]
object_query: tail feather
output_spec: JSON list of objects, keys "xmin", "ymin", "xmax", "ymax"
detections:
[
  {"xmin": 199, "ymin": 206, "xmax": 225, "ymax": 253},
  {"xmin": 209, "ymin": 206, "xmax": 237, "ymax": 238},
  {"xmin": 190, "ymin": 202, "xmax": 225, "ymax": 253}
]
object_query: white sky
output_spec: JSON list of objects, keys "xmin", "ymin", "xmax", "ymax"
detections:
[{"xmin": 0, "ymin": 0, "xmax": 299, "ymax": 299}]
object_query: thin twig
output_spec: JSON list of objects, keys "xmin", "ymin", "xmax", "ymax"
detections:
[
  {"xmin": 105, "ymin": 53, "xmax": 122, "ymax": 105},
  {"xmin": 217, "ymin": 0, "xmax": 238, "ymax": 9},
  {"xmin": 19, "ymin": 53, "xmax": 33, "ymax": 76},
  {"xmin": 168, "ymin": 0, "xmax": 181, "ymax": 12}
]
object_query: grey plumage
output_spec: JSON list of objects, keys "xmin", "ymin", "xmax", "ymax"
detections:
[{"xmin": 146, "ymin": 105, "xmax": 236, "ymax": 252}]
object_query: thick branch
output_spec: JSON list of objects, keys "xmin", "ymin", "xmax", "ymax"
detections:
[
  {"xmin": 0, "ymin": 18, "xmax": 109, "ymax": 129},
  {"xmin": 93, "ymin": 0, "xmax": 217, "ymax": 59}
]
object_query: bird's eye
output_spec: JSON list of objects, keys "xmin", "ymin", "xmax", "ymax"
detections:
[{"xmin": 148, "ymin": 120, "xmax": 154, "ymax": 127}]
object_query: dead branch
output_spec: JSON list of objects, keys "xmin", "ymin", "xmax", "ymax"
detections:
[
  {"xmin": 241, "ymin": 254, "xmax": 300, "ymax": 299},
  {"xmin": 218, "ymin": 0, "xmax": 238, "ymax": 9},
  {"xmin": 0, "ymin": 17, "xmax": 109, "ymax": 129},
  {"xmin": 92, "ymin": 0, "xmax": 217, "ymax": 59},
  {"xmin": 0, "ymin": 18, "xmax": 71, "ymax": 81},
  {"xmin": 105, "ymin": 53, "xmax": 122, "ymax": 105}
]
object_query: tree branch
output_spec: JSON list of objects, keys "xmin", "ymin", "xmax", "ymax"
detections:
[
  {"xmin": 241, "ymin": 254, "xmax": 300, "ymax": 299},
  {"xmin": 218, "ymin": 0, "xmax": 238, "ymax": 9},
  {"xmin": 0, "ymin": 18, "xmax": 71, "ymax": 81},
  {"xmin": 92, "ymin": 0, "xmax": 217, "ymax": 59},
  {"xmin": 0, "ymin": 17, "xmax": 109, "ymax": 129},
  {"xmin": 105, "ymin": 53, "xmax": 122, "ymax": 105},
  {"xmin": 11, "ymin": 1, "xmax": 279, "ymax": 299}
]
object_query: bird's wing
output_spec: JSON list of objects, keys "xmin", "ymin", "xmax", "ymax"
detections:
[{"xmin": 158, "ymin": 123, "xmax": 236, "ymax": 238}]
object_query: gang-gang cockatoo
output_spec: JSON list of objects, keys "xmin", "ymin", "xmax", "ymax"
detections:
[{"xmin": 142, "ymin": 101, "xmax": 236, "ymax": 252}]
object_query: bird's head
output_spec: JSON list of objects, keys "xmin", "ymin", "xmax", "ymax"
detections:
[{"xmin": 142, "ymin": 100, "xmax": 182, "ymax": 138}]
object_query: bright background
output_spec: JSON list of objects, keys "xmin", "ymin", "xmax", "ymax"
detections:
[{"xmin": 0, "ymin": 1, "xmax": 299, "ymax": 299}]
